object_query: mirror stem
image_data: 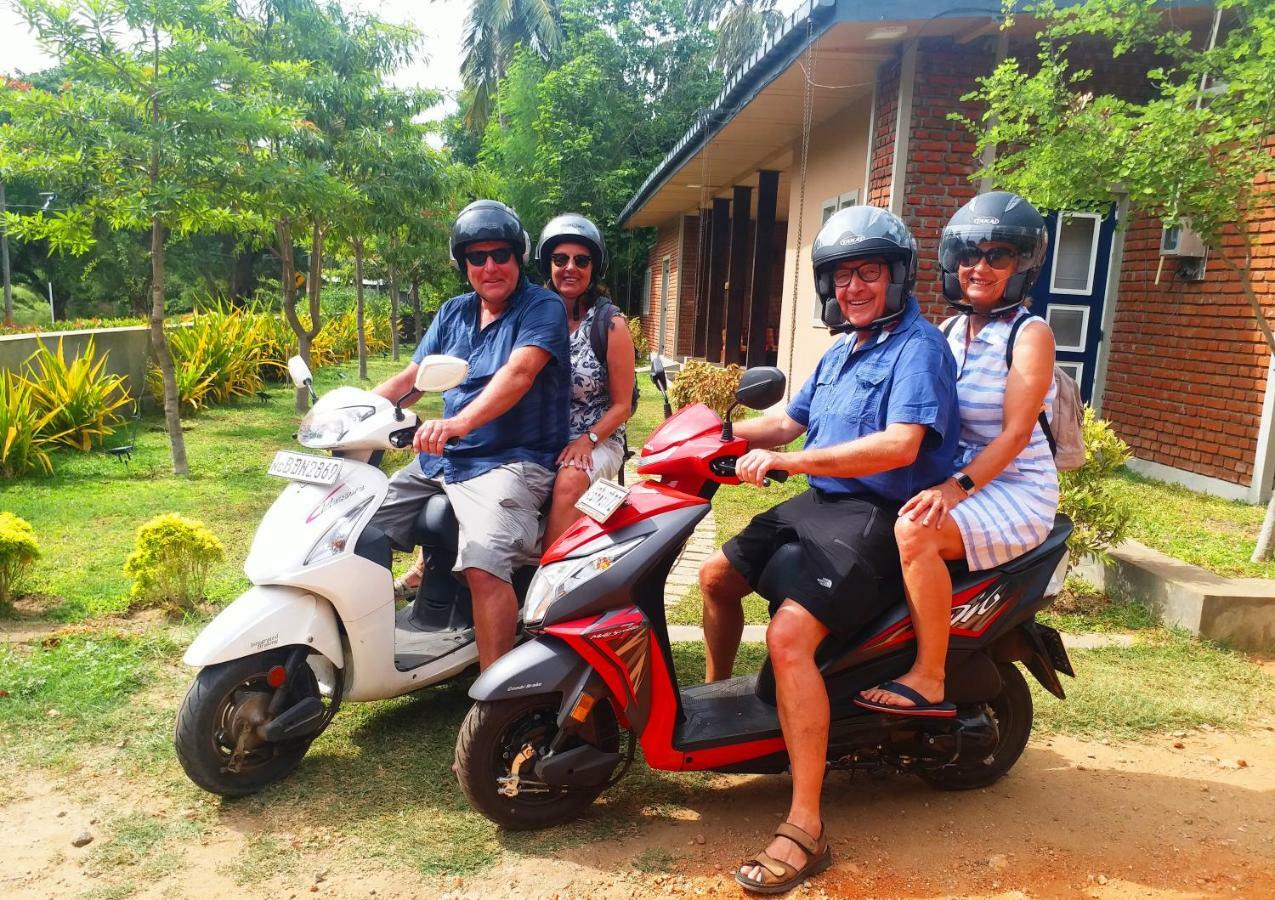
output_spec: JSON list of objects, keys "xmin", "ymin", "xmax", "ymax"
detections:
[
  {"xmin": 304, "ymin": 379, "xmax": 317, "ymax": 404},
  {"xmin": 722, "ymin": 401, "xmax": 739, "ymax": 441},
  {"xmin": 392, "ymin": 389, "xmax": 414, "ymax": 421}
]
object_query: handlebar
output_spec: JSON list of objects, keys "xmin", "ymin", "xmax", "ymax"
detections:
[
  {"xmin": 388, "ymin": 426, "xmax": 460, "ymax": 451},
  {"xmin": 709, "ymin": 456, "xmax": 790, "ymax": 486}
]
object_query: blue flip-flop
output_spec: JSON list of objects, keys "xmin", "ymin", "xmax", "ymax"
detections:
[{"xmin": 853, "ymin": 680, "xmax": 958, "ymax": 718}]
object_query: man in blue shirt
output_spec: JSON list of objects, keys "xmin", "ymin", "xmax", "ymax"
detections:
[
  {"xmin": 699, "ymin": 207, "xmax": 959, "ymax": 894},
  {"xmin": 371, "ymin": 200, "xmax": 569, "ymax": 669}
]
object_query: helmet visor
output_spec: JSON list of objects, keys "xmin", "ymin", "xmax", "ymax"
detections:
[{"xmin": 939, "ymin": 224, "xmax": 1044, "ymax": 274}]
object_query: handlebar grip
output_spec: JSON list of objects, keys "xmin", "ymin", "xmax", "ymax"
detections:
[
  {"xmin": 388, "ymin": 427, "xmax": 416, "ymax": 448},
  {"xmin": 768, "ymin": 470, "xmax": 790, "ymax": 483}
]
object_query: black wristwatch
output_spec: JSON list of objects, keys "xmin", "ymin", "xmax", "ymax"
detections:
[{"xmin": 953, "ymin": 471, "xmax": 975, "ymax": 494}]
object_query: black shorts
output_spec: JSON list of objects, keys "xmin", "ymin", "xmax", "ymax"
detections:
[{"xmin": 721, "ymin": 489, "xmax": 902, "ymax": 639}]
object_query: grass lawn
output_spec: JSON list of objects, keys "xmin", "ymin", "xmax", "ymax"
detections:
[
  {"xmin": 3, "ymin": 354, "xmax": 431, "ymax": 622},
  {"xmin": 1104, "ymin": 468, "xmax": 1275, "ymax": 579}
]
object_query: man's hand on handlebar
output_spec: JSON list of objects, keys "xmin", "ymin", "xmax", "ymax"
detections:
[
  {"xmin": 735, "ymin": 449, "xmax": 789, "ymax": 487},
  {"xmin": 414, "ymin": 418, "xmax": 470, "ymax": 456}
]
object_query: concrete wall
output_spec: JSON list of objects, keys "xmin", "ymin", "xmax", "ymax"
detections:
[
  {"xmin": 775, "ymin": 89, "xmax": 874, "ymax": 396},
  {"xmin": 0, "ymin": 326, "xmax": 154, "ymax": 402}
]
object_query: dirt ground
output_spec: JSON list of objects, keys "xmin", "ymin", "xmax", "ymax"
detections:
[{"xmin": 3, "ymin": 721, "xmax": 1274, "ymax": 900}]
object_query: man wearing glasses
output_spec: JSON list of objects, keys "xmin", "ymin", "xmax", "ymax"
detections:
[
  {"xmin": 371, "ymin": 199, "xmax": 569, "ymax": 669},
  {"xmin": 697, "ymin": 206, "xmax": 959, "ymax": 893}
]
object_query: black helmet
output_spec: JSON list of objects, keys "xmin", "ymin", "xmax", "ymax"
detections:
[
  {"xmin": 811, "ymin": 205, "xmax": 918, "ymax": 333},
  {"xmin": 939, "ymin": 191, "xmax": 1048, "ymax": 315},
  {"xmin": 536, "ymin": 213, "xmax": 608, "ymax": 284},
  {"xmin": 450, "ymin": 199, "xmax": 527, "ymax": 267}
]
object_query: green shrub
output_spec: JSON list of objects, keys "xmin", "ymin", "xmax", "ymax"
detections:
[
  {"xmin": 628, "ymin": 316, "xmax": 650, "ymax": 363},
  {"xmin": 23, "ymin": 337, "xmax": 132, "ymax": 451},
  {"xmin": 154, "ymin": 305, "xmax": 282, "ymax": 412},
  {"xmin": 122, "ymin": 514, "xmax": 225, "ymax": 610},
  {"xmin": 668, "ymin": 359, "xmax": 744, "ymax": 417},
  {"xmin": 1060, "ymin": 408, "xmax": 1133, "ymax": 562},
  {"xmin": 0, "ymin": 512, "xmax": 40, "ymax": 610},
  {"xmin": 0, "ymin": 371, "xmax": 60, "ymax": 478}
]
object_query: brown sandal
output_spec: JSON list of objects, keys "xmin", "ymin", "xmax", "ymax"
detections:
[
  {"xmin": 393, "ymin": 554, "xmax": 426, "ymax": 601},
  {"xmin": 735, "ymin": 821, "xmax": 831, "ymax": 894}
]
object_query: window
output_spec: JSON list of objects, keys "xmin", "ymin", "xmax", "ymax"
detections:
[
  {"xmin": 1049, "ymin": 212, "xmax": 1101, "ymax": 295},
  {"xmin": 641, "ymin": 266, "xmax": 651, "ymax": 316},
  {"xmin": 1045, "ymin": 304, "xmax": 1090, "ymax": 352},
  {"xmin": 814, "ymin": 190, "xmax": 860, "ymax": 325},
  {"xmin": 658, "ymin": 256, "xmax": 670, "ymax": 352},
  {"xmin": 1056, "ymin": 360, "xmax": 1084, "ymax": 385}
]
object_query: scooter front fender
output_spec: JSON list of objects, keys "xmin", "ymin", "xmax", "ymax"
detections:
[
  {"xmin": 184, "ymin": 585, "xmax": 344, "ymax": 669},
  {"xmin": 468, "ymin": 635, "xmax": 585, "ymax": 701}
]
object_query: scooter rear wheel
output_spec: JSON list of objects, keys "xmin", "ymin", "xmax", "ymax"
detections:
[
  {"xmin": 174, "ymin": 649, "xmax": 340, "ymax": 797},
  {"xmin": 455, "ymin": 696, "xmax": 619, "ymax": 830},
  {"xmin": 920, "ymin": 662, "xmax": 1033, "ymax": 791}
]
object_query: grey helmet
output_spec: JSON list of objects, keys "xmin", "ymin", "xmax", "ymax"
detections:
[
  {"xmin": 450, "ymin": 199, "xmax": 527, "ymax": 267},
  {"xmin": 939, "ymin": 191, "xmax": 1048, "ymax": 315},
  {"xmin": 811, "ymin": 205, "xmax": 918, "ymax": 332},
  {"xmin": 536, "ymin": 213, "xmax": 608, "ymax": 286}
]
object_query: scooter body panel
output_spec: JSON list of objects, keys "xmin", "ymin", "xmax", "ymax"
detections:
[{"xmin": 183, "ymin": 585, "xmax": 344, "ymax": 668}]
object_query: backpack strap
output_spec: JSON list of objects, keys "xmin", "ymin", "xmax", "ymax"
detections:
[
  {"xmin": 940, "ymin": 315, "xmax": 962, "ymax": 339},
  {"xmin": 1005, "ymin": 312, "xmax": 1057, "ymax": 457},
  {"xmin": 589, "ymin": 295, "xmax": 615, "ymax": 367}
]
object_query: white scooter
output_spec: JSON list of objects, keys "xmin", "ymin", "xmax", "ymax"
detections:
[{"xmin": 175, "ymin": 355, "xmax": 535, "ymax": 797}]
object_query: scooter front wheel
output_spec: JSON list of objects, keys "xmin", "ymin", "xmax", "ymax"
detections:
[
  {"xmin": 174, "ymin": 648, "xmax": 340, "ymax": 797},
  {"xmin": 455, "ymin": 695, "xmax": 620, "ymax": 830}
]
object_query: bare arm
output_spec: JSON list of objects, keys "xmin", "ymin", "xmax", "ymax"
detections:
[
  {"xmin": 733, "ymin": 412, "xmax": 806, "ymax": 449},
  {"xmin": 374, "ymin": 362, "xmax": 421, "ymax": 407},
  {"xmin": 590, "ymin": 315, "xmax": 637, "ymax": 443}
]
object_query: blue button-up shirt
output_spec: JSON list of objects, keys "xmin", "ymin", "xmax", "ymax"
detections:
[
  {"xmin": 412, "ymin": 278, "xmax": 569, "ymax": 482},
  {"xmin": 787, "ymin": 296, "xmax": 959, "ymax": 501}
]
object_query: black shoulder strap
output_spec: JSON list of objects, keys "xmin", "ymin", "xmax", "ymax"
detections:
[
  {"xmin": 941, "ymin": 315, "xmax": 961, "ymax": 339},
  {"xmin": 589, "ymin": 295, "xmax": 615, "ymax": 366},
  {"xmin": 1005, "ymin": 313, "xmax": 1057, "ymax": 456}
]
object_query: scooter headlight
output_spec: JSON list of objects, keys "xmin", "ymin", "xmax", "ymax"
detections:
[
  {"xmin": 305, "ymin": 497, "xmax": 373, "ymax": 566},
  {"xmin": 298, "ymin": 405, "xmax": 376, "ymax": 449},
  {"xmin": 523, "ymin": 536, "xmax": 643, "ymax": 626}
]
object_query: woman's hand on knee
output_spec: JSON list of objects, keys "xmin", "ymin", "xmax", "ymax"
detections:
[{"xmin": 899, "ymin": 479, "xmax": 965, "ymax": 528}]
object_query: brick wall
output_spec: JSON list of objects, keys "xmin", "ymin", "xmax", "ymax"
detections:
[
  {"xmin": 866, "ymin": 57, "xmax": 900, "ymax": 208},
  {"xmin": 642, "ymin": 218, "xmax": 682, "ymax": 353}
]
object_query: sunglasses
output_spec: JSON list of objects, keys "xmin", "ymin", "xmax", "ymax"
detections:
[
  {"xmin": 463, "ymin": 247, "xmax": 516, "ymax": 267},
  {"xmin": 551, "ymin": 252, "xmax": 593, "ymax": 269},
  {"xmin": 956, "ymin": 246, "xmax": 1018, "ymax": 270},
  {"xmin": 832, "ymin": 261, "xmax": 886, "ymax": 287}
]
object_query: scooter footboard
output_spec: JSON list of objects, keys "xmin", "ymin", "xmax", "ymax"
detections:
[
  {"xmin": 184, "ymin": 585, "xmax": 344, "ymax": 669},
  {"xmin": 468, "ymin": 636, "xmax": 587, "ymax": 701}
]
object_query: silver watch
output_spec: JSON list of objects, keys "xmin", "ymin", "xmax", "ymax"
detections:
[{"xmin": 587, "ymin": 431, "xmax": 599, "ymax": 445}]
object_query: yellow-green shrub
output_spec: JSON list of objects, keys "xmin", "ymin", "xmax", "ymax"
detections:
[
  {"xmin": 122, "ymin": 514, "xmax": 225, "ymax": 610},
  {"xmin": 1060, "ymin": 409, "xmax": 1133, "ymax": 562},
  {"xmin": 668, "ymin": 359, "xmax": 744, "ymax": 417},
  {"xmin": 154, "ymin": 305, "xmax": 283, "ymax": 412},
  {"xmin": 628, "ymin": 316, "xmax": 650, "ymax": 363},
  {"xmin": 0, "ymin": 371, "xmax": 60, "ymax": 478},
  {"xmin": 0, "ymin": 512, "xmax": 40, "ymax": 609},
  {"xmin": 23, "ymin": 337, "xmax": 131, "ymax": 451}
]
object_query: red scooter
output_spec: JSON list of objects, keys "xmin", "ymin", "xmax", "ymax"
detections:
[{"xmin": 454, "ymin": 364, "xmax": 1075, "ymax": 830}]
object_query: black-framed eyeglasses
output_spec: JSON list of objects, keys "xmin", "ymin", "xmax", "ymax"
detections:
[
  {"xmin": 551, "ymin": 252, "xmax": 593, "ymax": 269},
  {"xmin": 464, "ymin": 247, "xmax": 516, "ymax": 267},
  {"xmin": 832, "ymin": 261, "xmax": 886, "ymax": 287},
  {"xmin": 956, "ymin": 246, "xmax": 1017, "ymax": 270}
]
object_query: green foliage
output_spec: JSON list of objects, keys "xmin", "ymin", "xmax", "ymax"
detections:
[
  {"xmin": 1060, "ymin": 408, "xmax": 1133, "ymax": 561},
  {"xmin": 22, "ymin": 337, "xmax": 131, "ymax": 451},
  {"xmin": 153, "ymin": 306, "xmax": 283, "ymax": 413},
  {"xmin": 628, "ymin": 315, "xmax": 650, "ymax": 363},
  {"xmin": 668, "ymin": 359, "xmax": 744, "ymax": 417},
  {"xmin": 0, "ymin": 511, "xmax": 40, "ymax": 609},
  {"xmin": 0, "ymin": 370, "xmax": 59, "ymax": 478},
  {"xmin": 122, "ymin": 514, "xmax": 225, "ymax": 610}
]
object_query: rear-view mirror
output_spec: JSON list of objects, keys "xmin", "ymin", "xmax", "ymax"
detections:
[
  {"xmin": 414, "ymin": 354, "xmax": 469, "ymax": 393},
  {"xmin": 649, "ymin": 354, "xmax": 668, "ymax": 392},
  {"xmin": 287, "ymin": 356, "xmax": 313, "ymax": 388},
  {"xmin": 735, "ymin": 367, "xmax": 786, "ymax": 411}
]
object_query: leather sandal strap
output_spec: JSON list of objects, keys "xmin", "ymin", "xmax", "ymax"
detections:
[
  {"xmin": 751, "ymin": 852, "xmax": 796, "ymax": 882},
  {"xmin": 774, "ymin": 822, "xmax": 822, "ymax": 856}
]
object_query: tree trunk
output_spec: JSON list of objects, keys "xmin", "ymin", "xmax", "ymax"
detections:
[
  {"xmin": 412, "ymin": 279, "xmax": 422, "ymax": 343},
  {"xmin": 388, "ymin": 259, "xmax": 400, "ymax": 361},
  {"xmin": 277, "ymin": 217, "xmax": 307, "ymax": 413},
  {"xmin": 1, "ymin": 181, "xmax": 12, "ymax": 328},
  {"xmin": 1255, "ymin": 490, "xmax": 1275, "ymax": 562},
  {"xmin": 354, "ymin": 235, "xmax": 367, "ymax": 381},
  {"xmin": 150, "ymin": 217, "xmax": 188, "ymax": 475}
]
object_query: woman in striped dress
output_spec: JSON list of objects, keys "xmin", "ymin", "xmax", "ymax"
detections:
[{"xmin": 856, "ymin": 191, "xmax": 1058, "ymax": 716}]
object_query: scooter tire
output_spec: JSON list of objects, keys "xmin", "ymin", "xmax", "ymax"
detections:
[
  {"xmin": 174, "ymin": 649, "xmax": 331, "ymax": 798},
  {"xmin": 455, "ymin": 696, "xmax": 616, "ymax": 830},
  {"xmin": 919, "ymin": 662, "xmax": 1033, "ymax": 791}
]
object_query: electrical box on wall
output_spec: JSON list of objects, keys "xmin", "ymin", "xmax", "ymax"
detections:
[{"xmin": 1160, "ymin": 222, "xmax": 1207, "ymax": 258}]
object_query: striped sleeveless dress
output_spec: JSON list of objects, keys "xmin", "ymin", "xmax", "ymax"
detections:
[{"xmin": 945, "ymin": 308, "xmax": 1059, "ymax": 571}]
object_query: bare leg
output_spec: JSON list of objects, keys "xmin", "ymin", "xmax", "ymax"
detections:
[
  {"xmin": 543, "ymin": 466, "xmax": 592, "ymax": 549},
  {"xmin": 465, "ymin": 568, "xmax": 518, "ymax": 670},
  {"xmin": 741, "ymin": 600, "xmax": 829, "ymax": 882},
  {"xmin": 861, "ymin": 516, "xmax": 966, "ymax": 706},
  {"xmin": 700, "ymin": 551, "xmax": 751, "ymax": 682}
]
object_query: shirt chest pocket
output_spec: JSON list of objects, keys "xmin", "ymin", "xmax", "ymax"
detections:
[
  {"xmin": 465, "ymin": 327, "xmax": 516, "ymax": 382},
  {"xmin": 810, "ymin": 360, "xmax": 886, "ymax": 424}
]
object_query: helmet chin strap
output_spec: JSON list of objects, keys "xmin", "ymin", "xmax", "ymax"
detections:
[
  {"xmin": 823, "ymin": 282, "xmax": 907, "ymax": 334},
  {"xmin": 944, "ymin": 271, "xmax": 1029, "ymax": 317}
]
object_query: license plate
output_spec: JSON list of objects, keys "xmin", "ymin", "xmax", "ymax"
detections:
[
  {"xmin": 575, "ymin": 478, "xmax": 629, "ymax": 523},
  {"xmin": 267, "ymin": 451, "xmax": 342, "ymax": 486}
]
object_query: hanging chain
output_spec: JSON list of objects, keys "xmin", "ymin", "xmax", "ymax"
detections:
[{"xmin": 785, "ymin": 17, "xmax": 816, "ymax": 400}]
